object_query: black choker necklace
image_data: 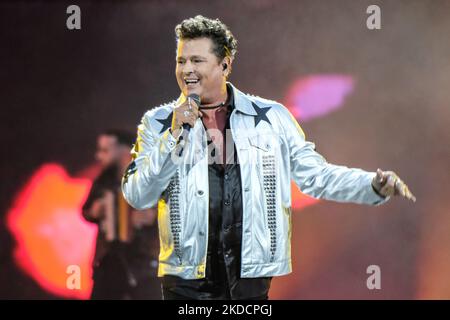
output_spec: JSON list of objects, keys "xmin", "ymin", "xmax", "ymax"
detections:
[{"xmin": 199, "ymin": 101, "xmax": 226, "ymax": 110}]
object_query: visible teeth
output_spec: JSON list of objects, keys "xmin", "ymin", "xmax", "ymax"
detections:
[{"xmin": 185, "ymin": 79, "xmax": 199, "ymax": 84}]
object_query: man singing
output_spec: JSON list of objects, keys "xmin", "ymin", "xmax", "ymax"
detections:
[{"xmin": 121, "ymin": 15, "xmax": 415, "ymax": 300}]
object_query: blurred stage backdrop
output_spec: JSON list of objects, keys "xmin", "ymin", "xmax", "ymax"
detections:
[{"xmin": 1, "ymin": 0, "xmax": 450, "ymax": 299}]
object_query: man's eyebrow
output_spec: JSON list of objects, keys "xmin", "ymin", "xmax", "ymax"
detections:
[
  {"xmin": 190, "ymin": 55, "xmax": 206, "ymax": 59},
  {"xmin": 176, "ymin": 55, "xmax": 206, "ymax": 60}
]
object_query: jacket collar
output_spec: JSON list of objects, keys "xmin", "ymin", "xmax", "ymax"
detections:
[{"xmin": 227, "ymin": 82, "xmax": 257, "ymax": 116}]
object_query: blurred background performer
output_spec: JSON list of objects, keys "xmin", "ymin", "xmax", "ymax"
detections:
[
  {"xmin": 122, "ymin": 16, "xmax": 416, "ymax": 300},
  {"xmin": 82, "ymin": 129, "xmax": 161, "ymax": 300}
]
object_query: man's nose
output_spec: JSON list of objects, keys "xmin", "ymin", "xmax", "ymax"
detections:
[{"xmin": 182, "ymin": 60, "xmax": 195, "ymax": 74}]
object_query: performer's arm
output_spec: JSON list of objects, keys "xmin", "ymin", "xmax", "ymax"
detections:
[
  {"xmin": 81, "ymin": 182, "xmax": 107, "ymax": 223},
  {"xmin": 277, "ymin": 104, "xmax": 389, "ymax": 206},
  {"xmin": 131, "ymin": 207, "xmax": 158, "ymax": 228},
  {"xmin": 121, "ymin": 110, "xmax": 182, "ymax": 210}
]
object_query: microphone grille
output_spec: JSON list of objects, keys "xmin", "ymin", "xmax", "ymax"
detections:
[{"xmin": 188, "ymin": 94, "xmax": 201, "ymax": 106}]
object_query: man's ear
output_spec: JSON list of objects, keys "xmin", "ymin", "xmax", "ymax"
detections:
[{"xmin": 221, "ymin": 56, "xmax": 232, "ymax": 77}]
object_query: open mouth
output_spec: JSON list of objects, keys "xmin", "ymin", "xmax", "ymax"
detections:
[{"xmin": 184, "ymin": 78, "xmax": 200, "ymax": 86}]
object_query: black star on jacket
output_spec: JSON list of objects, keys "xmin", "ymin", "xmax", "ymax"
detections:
[
  {"xmin": 155, "ymin": 112, "xmax": 173, "ymax": 134},
  {"xmin": 252, "ymin": 102, "xmax": 271, "ymax": 127}
]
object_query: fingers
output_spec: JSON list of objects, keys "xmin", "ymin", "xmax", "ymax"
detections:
[
  {"xmin": 187, "ymin": 96, "xmax": 200, "ymax": 109},
  {"xmin": 406, "ymin": 188, "xmax": 417, "ymax": 203},
  {"xmin": 174, "ymin": 99, "xmax": 203, "ymax": 128},
  {"xmin": 186, "ymin": 113, "xmax": 197, "ymax": 127},
  {"xmin": 394, "ymin": 178, "xmax": 417, "ymax": 202},
  {"xmin": 376, "ymin": 168, "xmax": 385, "ymax": 184},
  {"xmin": 395, "ymin": 179, "xmax": 405, "ymax": 197},
  {"xmin": 183, "ymin": 99, "xmax": 202, "ymax": 119},
  {"xmin": 373, "ymin": 168, "xmax": 417, "ymax": 203},
  {"xmin": 186, "ymin": 98, "xmax": 200, "ymax": 117},
  {"xmin": 185, "ymin": 111, "xmax": 199, "ymax": 127},
  {"xmin": 380, "ymin": 174, "xmax": 396, "ymax": 196}
]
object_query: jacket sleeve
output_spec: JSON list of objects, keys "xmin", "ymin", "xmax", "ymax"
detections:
[
  {"xmin": 276, "ymin": 104, "xmax": 390, "ymax": 206},
  {"xmin": 121, "ymin": 109, "xmax": 182, "ymax": 210}
]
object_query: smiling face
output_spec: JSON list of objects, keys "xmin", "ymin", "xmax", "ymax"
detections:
[{"xmin": 175, "ymin": 37, "xmax": 228, "ymax": 104}]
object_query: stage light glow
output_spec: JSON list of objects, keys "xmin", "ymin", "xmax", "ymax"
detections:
[
  {"xmin": 285, "ymin": 74, "xmax": 355, "ymax": 121},
  {"xmin": 6, "ymin": 164, "xmax": 97, "ymax": 299}
]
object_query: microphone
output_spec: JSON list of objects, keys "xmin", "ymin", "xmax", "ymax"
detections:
[{"xmin": 183, "ymin": 94, "xmax": 201, "ymax": 132}]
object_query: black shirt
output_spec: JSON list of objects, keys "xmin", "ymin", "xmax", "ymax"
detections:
[
  {"xmin": 162, "ymin": 85, "xmax": 272, "ymax": 300},
  {"xmin": 82, "ymin": 165, "xmax": 159, "ymax": 277}
]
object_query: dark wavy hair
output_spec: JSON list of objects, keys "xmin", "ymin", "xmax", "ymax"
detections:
[{"xmin": 175, "ymin": 15, "xmax": 238, "ymax": 61}]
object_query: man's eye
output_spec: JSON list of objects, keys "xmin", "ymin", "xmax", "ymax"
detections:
[
  {"xmin": 193, "ymin": 60, "xmax": 203, "ymax": 63},
  {"xmin": 177, "ymin": 60, "xmax": 185, "ymax": 64}
]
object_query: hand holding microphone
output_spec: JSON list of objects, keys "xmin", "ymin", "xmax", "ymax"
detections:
[{"xmin": 171, "ymin": 94, "xmax": 202, "ymax": 139}]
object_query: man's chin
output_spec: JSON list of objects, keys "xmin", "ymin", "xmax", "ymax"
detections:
[{"xmin": 183, "ymin": 86, "xmax": 202, "ymax": 98}]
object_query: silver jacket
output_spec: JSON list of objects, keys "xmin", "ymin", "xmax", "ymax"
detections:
[{"xmin": 121, "ymin": 82, "xmax": 389, "ymax": 279}]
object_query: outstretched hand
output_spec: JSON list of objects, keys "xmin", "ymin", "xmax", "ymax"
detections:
[{"xmin": 372, "ymin": 168, "xmax": 416, "ymax": 202}]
